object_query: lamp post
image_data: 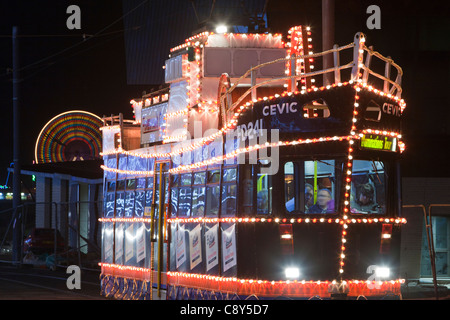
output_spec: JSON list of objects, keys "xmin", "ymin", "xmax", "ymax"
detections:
[{"xmin": 12, "ymin": 26, "xmax": 22, "ymax": 265}]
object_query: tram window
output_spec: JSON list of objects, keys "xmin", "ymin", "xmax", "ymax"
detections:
[
  {"xmin": 117, "ymin": 180, "xmax": 125, "ymax": 191},
  {"xmin": 105, "ymin": 193, "xmax": 115, "ymax": 217},
  {"xmin": 135, "ymin": 191, "xmax": 145, "ymax": 217},
  {"xmin": 181, "ymin": 173, "xmax": 192, "ymax": 186},
  {"xmin": 350, "ymin": 160, "xmax": 386, "ymax": 214},
  {"xmin": 107, "ymin": 181, "xmax": 116, "ymax": 192},
  {"xmin": 125, "ymin": 192, "xmax": 135, "ymax": 217},
  {"xmin": 172, "ymin": 174, "xmax": 179, "ymax": 187},
  {"xmin": 178, "ymin": 187, "xmax": 192, "ymax": 216},
  {"xmin": 146, "ymin": 177, "xmax": 153, "ymax": 189},
  {"xmin": 305, "ymin": 160, "xmax": 335, "ymax": 214},
  {"xmin": 116, "ymin": 192, "xmax": 125, "ymax": 217},
  {"xmin": 193, "ymin": 172, "xmax": 206, "ymax": 185},
  {"xmin": 136, "ymin": 177, "xmax": 146, "ymax": 189},
  {"xmin": 221, "ymin": 184, "xmax": 237, "ymax": 216},
  {"xmin": 241, "ymin": 165, "xmax": 253, "ymax": 215},
  {"xmin": 284, "ymin": 162, "xmax": 296, "ymax": 213},
  {"xmin": 208, "ymin": 170, "xmax": 220, "ymax": 183},
  {"xmin": 206, "ymin": 186, "xmax": 220, "ymax": 216},
  {"xmin": 192, "ymin": 187, "xmax": 206, "ymax": 216},
  {"xmin": 257, "ymin": 172, "xmax": 272, "ymax": 215},
  {"xmin": 126, "ymin": 179, "xmax": 136, "ymax": 190},
  {"xmin": 223, "ymin": 168, "xmax": 237, "ymax": 182},
  {"xmin": 170, "ymin": 188, "xmax": 178, "ymax": 217},
  {"xmin": 145, "ymin": 189, "xmax": 153, "ymax": 212}
]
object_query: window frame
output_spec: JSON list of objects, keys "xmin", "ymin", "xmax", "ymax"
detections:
[
  {"xmin": 349, "ymin": 159, "xmax": 388, "ymax": 216},
  {"xmin": 191, "ymin": 170, "xmax": 206, "ymax": 217},
  {"xmin": 220, "ymin": 165, "xmax": 238, "ymax": 217},
  {"xmin": 282, "ymin": 158, "xmax": 341, "ymax": 215}
]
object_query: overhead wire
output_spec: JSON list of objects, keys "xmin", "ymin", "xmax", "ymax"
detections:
[{"xmin": 0, "ymin": 0, "xmax": 150, "ymax": 79}]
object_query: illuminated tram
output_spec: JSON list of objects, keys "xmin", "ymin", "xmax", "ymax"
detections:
[{"xmin": 99, "ymin": 26, "xmax": 407, "ymax": 300}]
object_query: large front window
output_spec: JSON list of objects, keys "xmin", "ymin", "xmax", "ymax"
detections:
[{"xmin": 350, "ymin": 160, "xmax": 386, "ymax": 214}]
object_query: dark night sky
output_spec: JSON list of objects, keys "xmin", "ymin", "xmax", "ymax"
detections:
[{"xmin": 1, "ymin": 0, "xmax": 450, "ymax": 186}]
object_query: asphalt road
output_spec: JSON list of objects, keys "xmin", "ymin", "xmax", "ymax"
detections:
[{"xmin": 0, "ymin": 264, "xmax": 105, "ymax": 300}]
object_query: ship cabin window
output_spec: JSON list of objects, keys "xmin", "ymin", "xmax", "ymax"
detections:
[
  {"xmin": 285, "ymin": 160, "xmax": 336, "ymax": 214},
  {"xmin": 350, "ymin": 160, "xmax": 386, "ymax": 214}
]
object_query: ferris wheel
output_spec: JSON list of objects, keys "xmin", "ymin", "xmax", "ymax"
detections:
[{"xmin": 35, "ymin": 110, "xmax": 103, "ymax": 164}]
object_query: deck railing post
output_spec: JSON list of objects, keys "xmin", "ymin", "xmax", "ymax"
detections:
[
  {"xmin": 351, "ymin": 32, "xmax": 364, "ymax": 82},
  {"xmin": 384, "ymin": 56, "xmax": 392, "ymax": 94},
  {"xmin": 251, "ymin": 66, "xmax": 257, "ymax": 101},
  {"xmin": 362, "ymin": 46, "xmax": 373, "ymax": 83},
  {"xmin": 333, "ymin": 44, "xmax": 340, "ymax": 84},
  {"xmin": 290, "ymin": 53, "xmax": 297, "ymax": 92}
]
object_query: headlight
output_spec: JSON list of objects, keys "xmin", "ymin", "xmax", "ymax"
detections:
[
  {"xmin": 375, "ymin": 266, "xmax": 390, "ymax": 278},
  {"xmin": 285, "ymin": 267, "xmax": 300, "ymax": 279},
  {"xmin": 215, "ymin": 25, "xmax": 228, "ymax": 34}
]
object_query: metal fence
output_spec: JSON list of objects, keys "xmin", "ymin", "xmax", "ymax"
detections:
[{"xmin": 0, "ymin": 201, "xmax": 102, "ymax": 271}]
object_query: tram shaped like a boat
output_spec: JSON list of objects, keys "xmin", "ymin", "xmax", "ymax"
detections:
[{"xmin": 99, "ymin": 26, "xmax": 407, "ymax": 300}]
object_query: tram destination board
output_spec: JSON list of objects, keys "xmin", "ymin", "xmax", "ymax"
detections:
[{"xmin": 360, "ymin": 133, "xmax": 397, "ymax": 152}]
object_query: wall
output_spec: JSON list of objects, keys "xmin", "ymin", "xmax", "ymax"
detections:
[{"xmin": 400, "ymin": 177, "xmax": 450, "ymax": 280}]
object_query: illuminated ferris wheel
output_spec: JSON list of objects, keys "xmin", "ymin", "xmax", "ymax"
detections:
[{"xmin": 35, "ymin": 110, "xmax": 103, "ymax": 164}]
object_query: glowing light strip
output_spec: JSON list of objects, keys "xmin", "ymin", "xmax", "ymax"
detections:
[
  {"xmin": 168, "ymin": 135, "xmax": 353, "ymax": 173},
  {"xmin": 166, "ymin": 271, "xmax": 405, "ymax": 287},
  {"xmin": 103, "ymin": 81, "xmax": 404, "ymax": 160},
  {"xmin": 100, "ymin": 130, "xmax": 404, "ymax": 175},
  {"xmin": 164, "ymin": 109, "xmax": 188, "ymax": 120},
  {"xmin": 100, "ymin": 165, "xmax": 154, "ymax": 176},
  {"xmin": 99, "ymin": 264, "xmax": 404, "ymax": 288},
  {"xmin": 99, "ymin": 217, "xmax": 153, "ymax": 223},
  {"xmin": 99, "ymin": 216, "xmax": 407, "ymax": 225},
  {"xmin": 170, "ymin": 31, "xmax": 210, "ymax": 53},
  {"xmin": 99, "ymin": 262, "xmax": 151, "ymax": 274}
]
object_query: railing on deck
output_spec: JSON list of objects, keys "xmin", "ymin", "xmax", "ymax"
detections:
[{"xmin": 220, "ymin": 32, "xmax": 404, "ymax": 124}]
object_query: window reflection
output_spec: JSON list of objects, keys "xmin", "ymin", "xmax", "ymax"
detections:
[
  {"xmin": 178, "ymin": 187, "xmax": 192, "ymax": 216},
  {"xmin": 221, "ymin": 184, "xmax": 236, "ymax": 216},
  {"xmin": 135, "ymin": 191, "xmax": 145, "ymax": 217},
  {"xmin": 206, "ymin": 186, "xmax": 220, "ymax": 216},
  {"xmin": 192, "ymin": 187, "xmax": 205, "ymax": 216}
]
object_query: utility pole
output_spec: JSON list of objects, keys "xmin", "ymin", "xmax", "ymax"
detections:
[
  {"xmin": 12, "ymin": 26, "xmax": 22, "ymax": 265},
  {"xmin": 322, "ymin": 0, "xmax": 335, "ymax": 86}
]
